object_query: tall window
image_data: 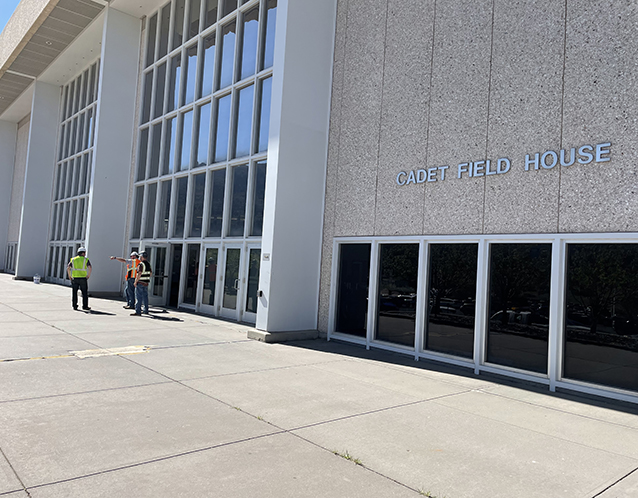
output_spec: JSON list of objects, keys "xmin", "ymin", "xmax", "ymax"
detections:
[
  {"xmin": 132, "ymin": 0, "xmax": 276, "ymax": 245},
  {"xmin": 564, "ymin": 244, "xmax": 638, "ymax": 392},
  {"xmin": 48, "ymin": 60, "xmax": 100, "ymax": 284}
]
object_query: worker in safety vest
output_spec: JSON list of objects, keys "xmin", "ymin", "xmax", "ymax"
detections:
[
  {"xmin": 67, "ymin": 247, "xmax": 92, "ymax": 311},
  {"xmin": 131, "ymin": 251, "xmax": 152, "ymax": 316},
  {"xmin": 110, "ymin": 251, "xmax": 139, "ymax": 309}
]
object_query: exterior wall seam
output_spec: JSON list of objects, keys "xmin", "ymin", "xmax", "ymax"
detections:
[
  {"xmin": 557, "ymin": 0, "xmax": 569, "ymax": 234},
  {"xmin": 422, "ymin": 0, "xmax": 437, "ymax": 237},
  {"xmin": 482, "ymin": 0, "xmax": 497, "ymax": 235},
  {"xmin": 372, "ymin": 0, "xmax": 390, "ymax": 236}
]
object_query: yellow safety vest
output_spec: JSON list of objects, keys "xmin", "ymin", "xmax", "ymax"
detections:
[
  {"xmin": 137, "ymin": 261, "xmax": 151, "ymax": 283},
  {"xmin": 71, "ymin": 256, "xmax": 89, "ymax": 278}
]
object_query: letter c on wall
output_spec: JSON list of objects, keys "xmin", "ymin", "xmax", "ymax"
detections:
[{"xmin": 396, "ymin": 171, "xmax": 407, "ymax": 186}]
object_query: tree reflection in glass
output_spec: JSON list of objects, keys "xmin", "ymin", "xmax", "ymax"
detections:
[
  {"xmin": 487, "ymin": 244, "xmax": 551, "ymax": 373},
  {"xmin": 426, "ymin": 244, "xmax": 477, "ymax": 358},
  {"xmin": 376, "ymin": 244, "xmax": 418, "ymax": 347},
  {"xmin": 564, "ymin": 244, "xmax": 638, "ymax": 392}
]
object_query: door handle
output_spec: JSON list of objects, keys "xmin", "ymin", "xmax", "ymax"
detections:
[{"xmin": 233, "ymin": 279, "xmax": 239, "ymax": 290}]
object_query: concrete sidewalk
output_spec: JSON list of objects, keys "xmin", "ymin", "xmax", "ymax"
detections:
[{"xmin": 1, "ymin": 274, "xmax": 638, "ymax": 498}]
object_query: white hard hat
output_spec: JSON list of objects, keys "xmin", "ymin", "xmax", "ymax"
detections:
[
  {"xmin": 130, "ymin": 251, "xmax": 139, "ymax": 257},
  {"xmin": 78, "ymin": 247, "xmax": 87, "ymax": 253}
]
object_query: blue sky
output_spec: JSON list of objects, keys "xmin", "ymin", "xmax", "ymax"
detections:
[{"xmin": 0, "ymin": 0, "xmax": 21, "ymax": 34}]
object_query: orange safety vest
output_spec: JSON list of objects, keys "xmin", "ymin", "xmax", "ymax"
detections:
[{"xmin": 126, "ymin": 259, "xmax": 139, "ymax": 279}]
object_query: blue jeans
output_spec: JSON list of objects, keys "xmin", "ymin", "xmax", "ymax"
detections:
[
  {"xmin": 125, "ymin": 278, "xmax": 136, "ymax": 307},
  {"xmin": 135, "ymin": 284, "xmax": 149, "ymax": 314}
]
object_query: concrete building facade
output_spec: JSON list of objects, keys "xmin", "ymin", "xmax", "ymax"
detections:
[{"xmin": 2, "ymin": 0, "xmax": 638, "ymax": 403}]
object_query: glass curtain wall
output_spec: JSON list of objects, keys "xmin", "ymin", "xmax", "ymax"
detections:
[
  {"xmin": 132, "ymin": 0, "xmax": 277, "ymax": 309},
  {"xmin": 47, "ymin": 60, "xmax": 100, "ymax": 284}
]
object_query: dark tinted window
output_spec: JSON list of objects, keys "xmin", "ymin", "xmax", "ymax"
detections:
[
  {"xmin": 487, "ymin": 244, "xmax": 551, "ymax": 373},
  {"xmin": 426, "ymin": 244, "xmax": 478, "ymax": 358},
  {"xmin": 564, "ymin": 244, "xmax": 638, "ymax": 392},
  {"xmin": 376, "ymin": 244, "xmax": 419, "ymax": 347},
  {"xmin": 335, "ymin": 244, "xmax": 371, "ymax": 338}
]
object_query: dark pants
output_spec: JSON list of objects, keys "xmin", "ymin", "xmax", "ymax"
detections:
[
  {"xmin": 125, "ymin": 278, "xmax": 136, "ymax": 307},
  {"xmin": 71, "ymin": 278, "xmax": 89, "ymax": 309}
]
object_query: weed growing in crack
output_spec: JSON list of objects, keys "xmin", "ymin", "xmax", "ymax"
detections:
[{"xmin": 332, "ymin": 450, "xmax": 363, "ymax": 466}]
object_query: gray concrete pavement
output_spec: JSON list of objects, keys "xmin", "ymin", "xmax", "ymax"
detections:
[{"xmin": 1, "ymin": 274, "xmax": 638, "ymax": 497}]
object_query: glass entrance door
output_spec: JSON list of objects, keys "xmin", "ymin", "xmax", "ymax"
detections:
[
  {"xmin": 147, "ymin": 244, "xmax": 169, "ymax": 306},
  {"xmin": 221, "ymin": 246, "xmax": 242, "ymax": 320},
  {"xmin": 199, "ymin": 245, "xmax": 220, "ymax": 315},
  {"xmin": 242, "ymin": 247, "xmax": 261, "ymax": 323}
]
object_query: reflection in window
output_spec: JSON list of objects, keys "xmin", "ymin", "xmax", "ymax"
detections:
[
  {"xmin": 88, "ymin": 108, "xmax": 95, "ymax": 147},
  {"xmin": 246, "ymin": 249, "xmax": 260, "ymax": 313},
  {"xmin": 145, "ymin": 13, "xmax": 157, "ymax": 67},
  {"xmin": 158, "ymin": 4, "xmax": 171, "ymax": 59},
  {"xmin": 228, "ymin": 164, "xmax": 248, "ymax": 236},
  {"xmin": 251, "ymin": 161, "xmax": 266, "ymax": 236},
  {"xmin": 69, "ymin": 199, "xmax": 78, "ymax": 240},
  {"xmin": 153, "ymin": 62, "xmax": 167, "ymax": 119},
  {"xmin": 195, "ymin": 103, "xmax": 211, "ymax": 167},
  {"xmin": 262, "ymin": 0, "xmax": 277, "ymax": 70},
  {"xmin": 88, "ymin": 63, "xmax": 97, "ymax": 103},
  {"xmin": 487, "ymin": 244, "xmax": 551, "ymax": 374},
  {"xmin": 179, "ymin": 110, "xmax": 194, "ymax": 170},
  {"xmin": 376, "ymin": 244, "xmax": 419, "ymax": 347},
  {"xmin": 158, "ymin": 180, "xmax": 172, "ymax": 238},
  {"xmin": 184, "ymin": 44, "xmax": 198, "ymax": 105},
  {"xmin": 188, "ymin": 0, "xmax": 201, "ymax": 39},
  {"xmin": 68, "ymin": 82, "xmax": 75, "ymax": 118},
  {"xmin": 426, "ymin": 244, "xmax": 477, "ymax": 358},
  {"xmin": 184, "ymin": 244, "xmax": 200, "ymax": 304},
  {"xmin": 200, "ymin": 34, "xmax": 216, "ymax": 97},
  {"xmin": 190, "ymin": 173, "xmax": 206, "ymax": 237},
  {"xmin": 132, "ymin": 186, "xmax": 144, "ymax": 239},
  {"xmin": 72, "ymin": 158, "xmax": 81, "ymax": 196},
  {"xmin": 222, "ymin": 0, "xmax": 237, "ymax": 17},
  {"xmin": 207, "ymin": 168, "xmax": 225, "ymax": 237},
  {"xmin": 163, "ymin": 118, "xmax": 177, "ymax": 175},
  {"xmin": 79, "ymin": 198, "xmax": 87, "ymax": 240},
  {"xmin": 234, "ymin": 84, "xmax": 254, "ymax": 158},
  {"xmin": 80, "ymin": 71, "xmax": 88, "ymax": 109},
  {"xmin": 204, "ymin": 0, "xmax": 218, "ymax": 30},
  {"xmin": 240, "ymin": 8, "xmax": 259, "ymax": 80},
  {"xmin": 203, "ymin": 248, "xmax": 218, "ymax": 306},
  {"xmin": 144, "ymin": 183, "xmax": 158, "ymax": 238},
  {"xmin": 564, "ymin": 244, "xmax": 638, "ymax": 392},
  {"xmin": 336, "ymin": 244, "xmax": 371, "ymax": 337},
  {"xmin": 79, "ymin": 155, "xmax": 88, "ymax": 195},
  {"xmin": 219, "ymin": 21, "xmax": 236, "ymax": 89},
  {"xmin": 167, "ymin": 54, "xmax": 181, "ymax": 112},
  {"xmin": 149, "ymin": 122, "xmax": 162, "ymax": 178},
  {"xmin": 214, "ymin": 94, "xmax": 231, "ymax": 162},
  {"xmin": 173, "ymin": 0, "xmax": 186, "ymax": 50},
  {"xmin": 77, "ymin": 113, "xmax": 85, "ymax": 152},
  {"xmin": 256, "ymin": 77, "xmax": 272, "ymax": 153},
  {"xmin": 173, "ymin": 177, "xmax": 189, "ymax": 237}
]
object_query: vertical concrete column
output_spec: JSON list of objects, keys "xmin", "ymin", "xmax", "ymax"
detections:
[
  {"xmin": 256, "ymin": 0, "xmax": 338, "ymax": 333},
  {"xmin": 14, "ymin": 81, "xmax": 59, "ymax": 279},
  {"xmin": 85, "ymin": 7, "xmax": 141, "ymax": 293},
  {"xmin": 0, "ymin": 120, "xmax": 17, "ymax": 271}
]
